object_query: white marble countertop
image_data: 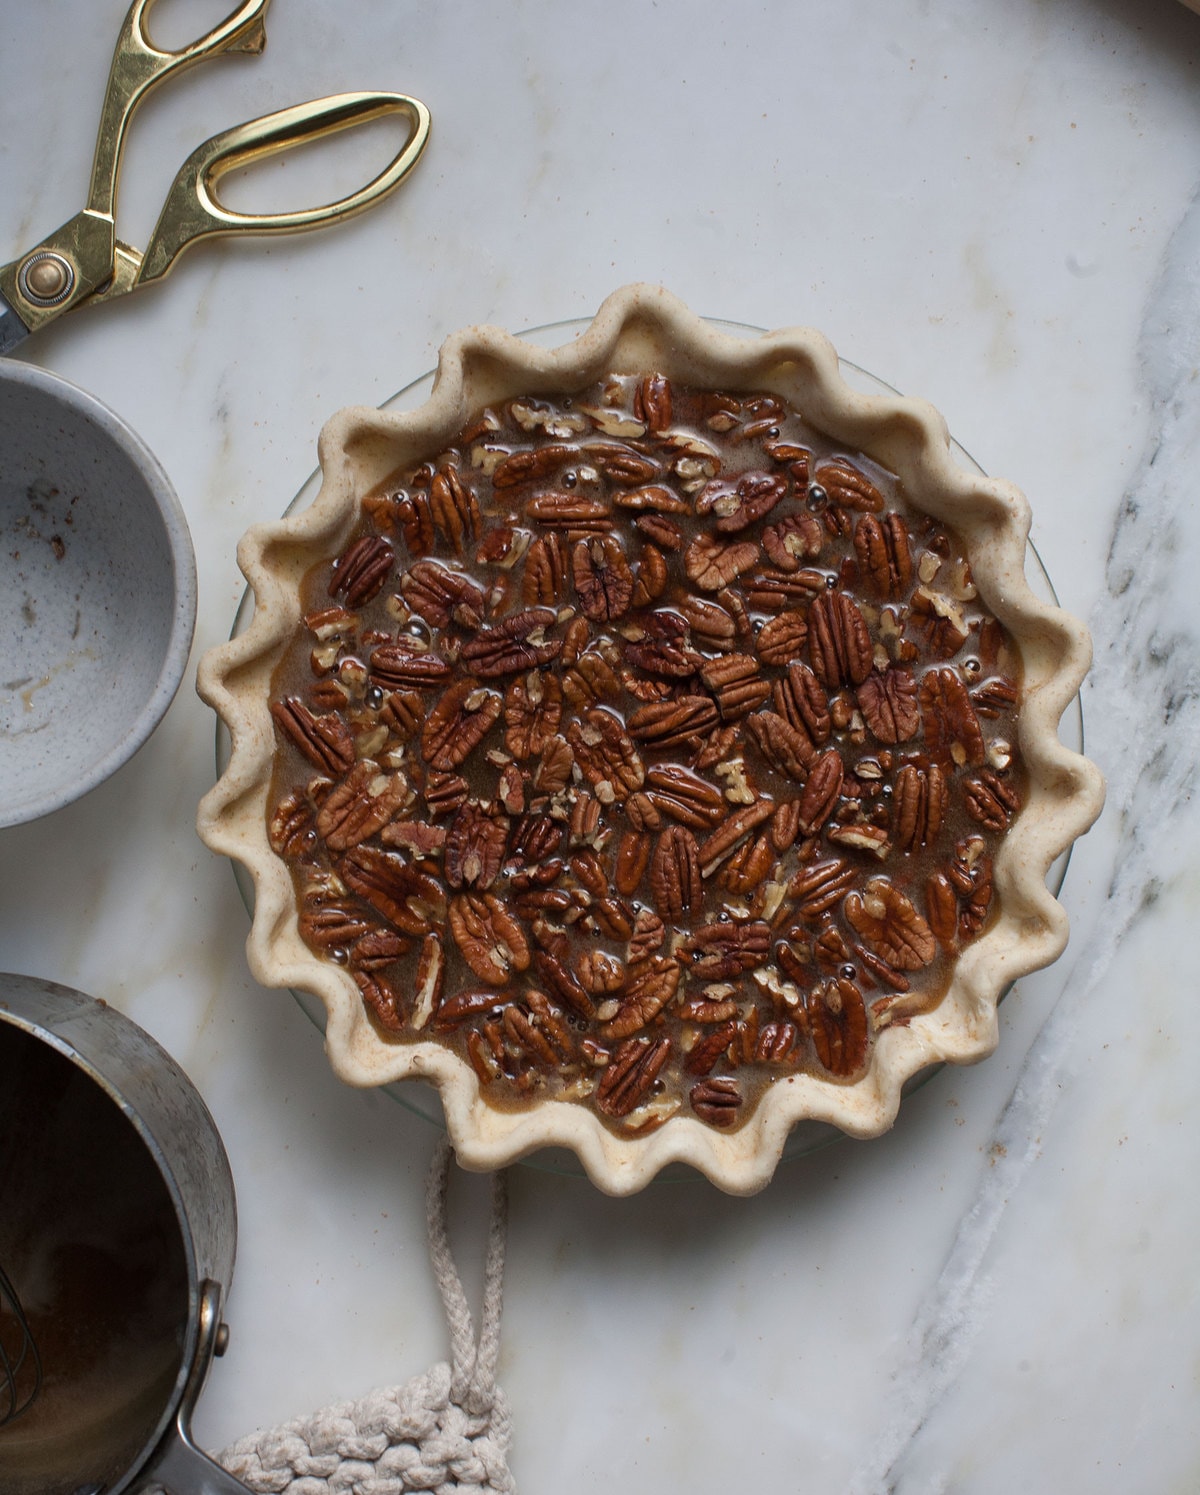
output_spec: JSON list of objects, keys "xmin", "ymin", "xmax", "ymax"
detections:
[{"xmin": 3, "ymin": 0, "xmax": 1199, "ymax": 1489}]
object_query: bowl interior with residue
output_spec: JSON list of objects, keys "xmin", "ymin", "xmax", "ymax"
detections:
[{"xmin": 0, "ymin": 361, "xmax": 195, "ymax": 828}]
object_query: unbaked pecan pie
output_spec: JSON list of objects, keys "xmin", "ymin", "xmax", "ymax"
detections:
[{"xmin": 197, "ymin": 285, "xmax": 1103, "ymax": 1194}]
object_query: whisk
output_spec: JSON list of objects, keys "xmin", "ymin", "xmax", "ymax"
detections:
[{"xmin": 0, "ymin": 1255, "xmax": 42, "ymax": 1427}]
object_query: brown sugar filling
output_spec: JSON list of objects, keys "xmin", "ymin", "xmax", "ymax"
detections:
[{"xmin": 266, "ymin": 374, "xmax": 1023, "ymax": 1136}]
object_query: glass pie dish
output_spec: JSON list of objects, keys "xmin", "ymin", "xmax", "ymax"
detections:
[{"xmin": 197, "ymin": 284, "xmax": 1104, "ymax": 1195}]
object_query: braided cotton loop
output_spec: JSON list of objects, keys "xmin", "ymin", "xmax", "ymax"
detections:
[{"xmin": 218, "ymin": 1140, "xmax": 515, "ymax": 1494}]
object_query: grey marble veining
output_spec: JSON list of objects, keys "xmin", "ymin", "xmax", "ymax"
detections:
[{"xmin": 2, "ymin": 3, "xmax": 1199, "ymax": 1492}]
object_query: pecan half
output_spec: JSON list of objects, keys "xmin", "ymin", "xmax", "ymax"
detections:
[
  {"xmin": 854, "ymin": 513, "xmax": 913, "ymax": 599},
  {"xmin": 963, "ymin": 768, "xmax": 1021, "ymax": 831},
  {"xmin": 683, "ymin": 532, "xmax": 760, "ymax": 591},
  {"xmin": 681, "ymin": 920, "xmax": 771, "ymax": 979},
  {"xmin": 299, "ymin": 894, "xmax": 374, "ymax": 950},
  {"xmin": 368, "ymin": 643, "xmax": 452, "ymax": 692},
  {"xmin": 627, "ymin": 695, "xmax": 721, "ymax": 750},
  {"xmin": 892, "ymin": 763, "xmax": 949, "ymax": 852},
  {"xmin": 643, "ymin": 763, "xmax": 726, "ymax": 829},
  {"xmin": 567, "ymin": 707, "xmax": 645, "ymax": 795},
  {"xmin": 316, "ymin": 762, "xmax": 409, "ymax": 852},
  {"xmin": 271, "ymin": 698, "xmax": 355, "ymax": 775},
  {"xmin": 700, "ymin": 653, "xmax": 772, "ymax": 720},
  {"xmin": 573, "ymin": 534, "xmax": 635, "ymax": 621},
  {"xmin": 341, "ymin": 848, "xmax": 448, "ymax": 935},
  {"xmin": 773, "ymin": 663, "xmax": 832, "ymax": 744},
  {"xmin": 526, "ymin": 492, "xmax": 615, "ymax": 538},
  {"xmin": 461, "ymin": 607, "xmax": 563, "ymax": 677},
  {"xmin": 614, "ymin": 829, "xmax": 652, "ymax": 895},
  {"xmin": 503, "ymin": 671, "xmax": 564, "ymax": 758},
  {"xmin": 400, "ymin": 559, "xmax": 487, "ymax": 629},
  {"xmin": 808, "ymin": 590, "xmax": 873, "ymax": 688},
  {"xmin": 805, "ymin": 977, "xmax": 869, "ymax": 1076},
  {"xmin": 844, "ymin": 877, "xmax": 936, "ymax": 970},
  {"xmin": 755, "ymin": 610, "xmax": 809, "ymax": 667},
  {"xmin": 696, "ymin": 800, "xmax": 775, "ymax": 877},
  {"xmin": 428, "ymin": 466, "xmax": 481, "ymax": 554},
  {"xmin": 689, "ymin": 1077, "xmax": 742, "ymax": 1126},
  {"xmin": 329, "ymin": 534, "xmax": 394, "ymax": 606},
  {"xmin": 421, "ymin": 681, "xmax": 503, "ymax": 771},
  {"xmin": 650, "ymin": 825, "xmax": 703, "ymax": 922},
  {"xmin": 744, "ymin": 710, "xmax": 816, "ymax": 781},
  {"xmin": 492, "ymin": 443, "xmax": 576, "ymax": 488},
  {"xmin": 634, "ymin": 372, "xmax": 673, "ymax": 432},
  {"xmin": 920, "ymin": 668, "xmax": 986, "ymax": 767},
  {"xmin": 856, "ymin": 668, "xmax": 920, "ymax": 744},
  {"xmin": 445, "ymin": 801, "xmax": 510, "ymax": 889},
  {"xmin": 762, "ymin": 512, "xmax": 823, "ymax": 572},
  {"xmin": 814, "ymin": 459, "xmax": 885, "ymax": 514},
  {"xmin": 595, "ymin": 1036, "xmax": 671, "ymax": 1117},
  {"xmin": 448, "ymin": 892, "xmax": 531, "ymax": 986},
  {"xmin": 698, "ymin": 470, "xmax": 787, "ymax": 533},
  {"xmin": 522, "ymin": 535, "xmax": 569, "ymax": 605},
  {"xmin": 796, "ymin": 748, "xmax": 844, "ymax": 835},
  {"xmin": 599, "ymin": 956, "xmax": 681, "ymax": 1038}
]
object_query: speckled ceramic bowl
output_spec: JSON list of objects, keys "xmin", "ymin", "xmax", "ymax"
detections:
[{"xmin": 0, "ymin": 361, "xmax": 196, "ymax": 828}]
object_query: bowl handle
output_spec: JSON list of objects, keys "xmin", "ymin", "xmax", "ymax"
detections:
[{"xmin": 135, "ymin": 1280, "xmax": 255, "ymax": 1495}]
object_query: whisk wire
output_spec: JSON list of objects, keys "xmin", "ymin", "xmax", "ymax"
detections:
[{"xmin": 0, "ymin": 1257, "xmax": 43, "ymax": 1426}]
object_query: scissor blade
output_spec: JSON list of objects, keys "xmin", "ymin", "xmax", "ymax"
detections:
[{"xmin": 0, "ymin": 293, "xmax": 31, "ymax": 356}]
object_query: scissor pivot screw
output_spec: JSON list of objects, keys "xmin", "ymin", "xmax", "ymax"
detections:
[{"xmin": 18, "ymin": 251, "xmax": 75, "ymax": 306}]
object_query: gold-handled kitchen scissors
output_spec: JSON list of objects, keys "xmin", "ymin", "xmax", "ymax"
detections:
[{"xmin": 0, "ymin": 0, "xmax": 431, "ymax": 355}]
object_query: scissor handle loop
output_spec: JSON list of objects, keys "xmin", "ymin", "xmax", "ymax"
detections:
[
  {"xmin": 137, "ymin": 92, "xmax": 431, "ymax": 284},
  {"xmin": 90, "ymin": 0, "xmax": 270, "ymax": 217}
]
